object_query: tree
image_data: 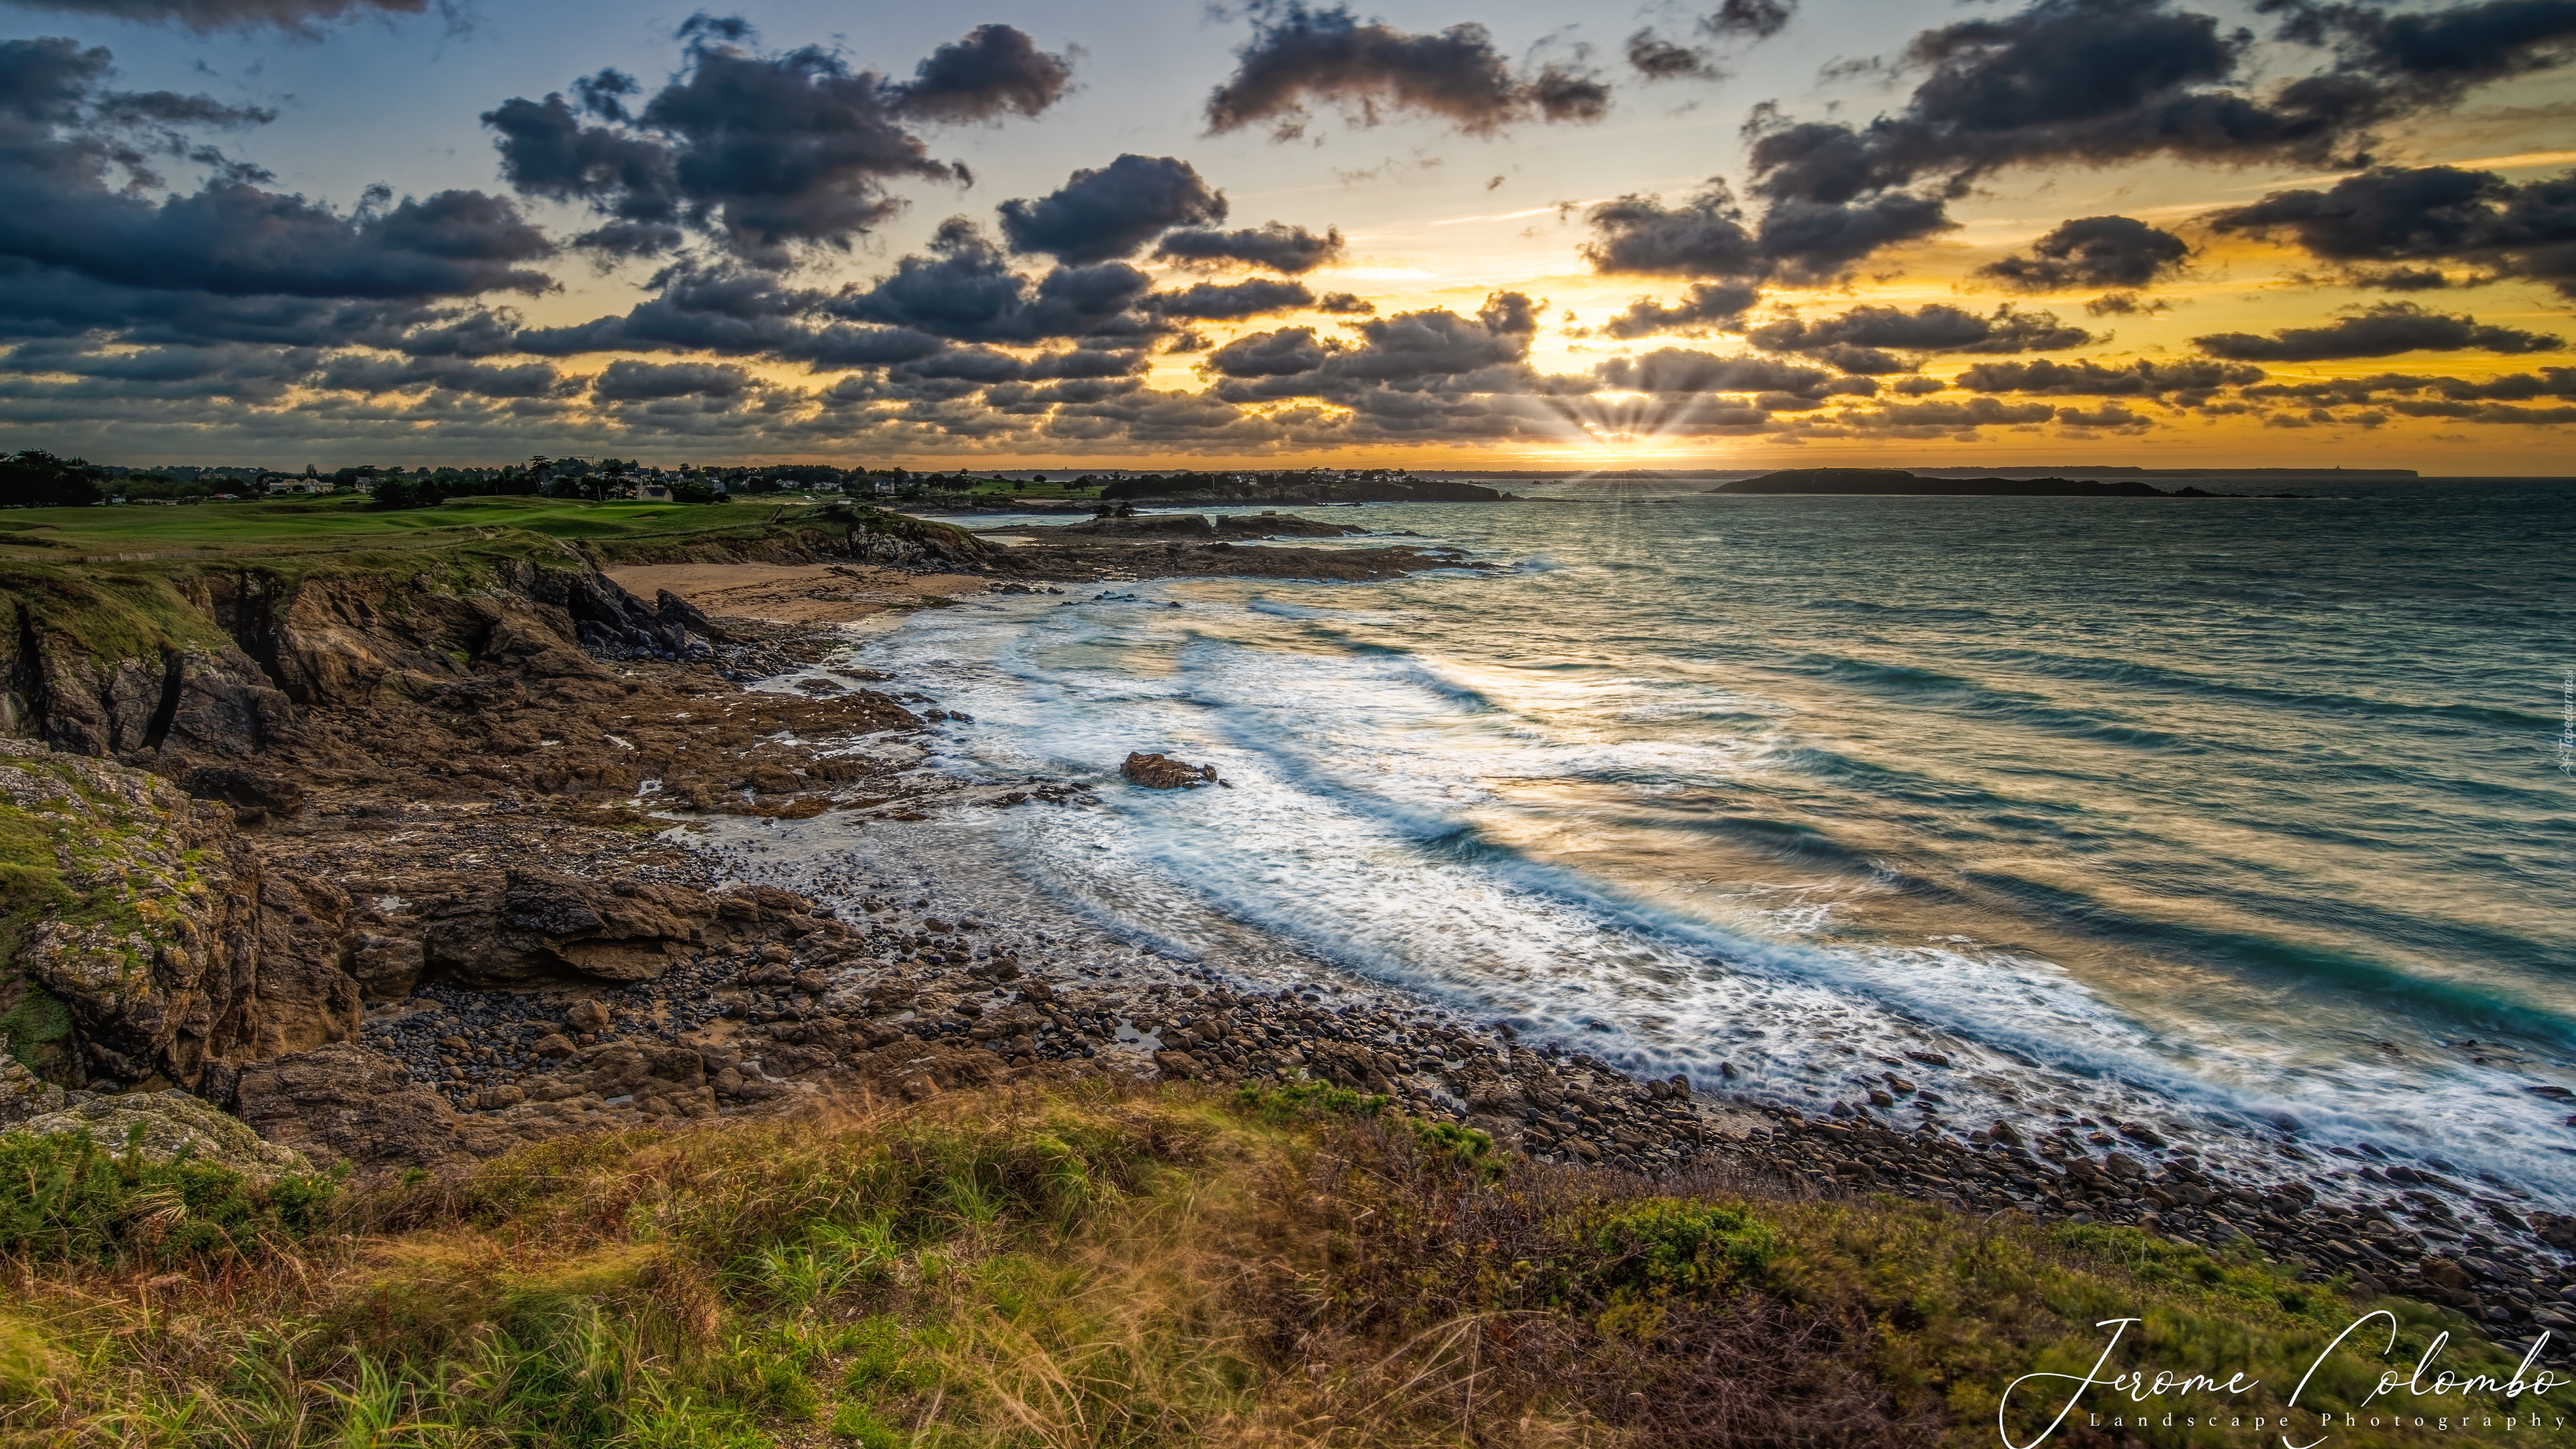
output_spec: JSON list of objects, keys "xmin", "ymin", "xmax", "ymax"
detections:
[{"xmin": 0, "ymin": 451, "xmax": 103, "ymax": 508}]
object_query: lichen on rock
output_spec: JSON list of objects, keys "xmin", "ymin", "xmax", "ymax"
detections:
[{"xmin": 13, "ymin": 1088, "xmax": 309, "ymax": 1177}]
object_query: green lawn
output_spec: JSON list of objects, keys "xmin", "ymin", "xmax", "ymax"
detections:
[{"xmin": 0, "ymin": 494, "xmax": 848, "ymax": 561}]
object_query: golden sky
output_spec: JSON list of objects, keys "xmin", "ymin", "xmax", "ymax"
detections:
[{"xmin": 5, "ymin": 0, "xmax": 2572, "ymax": 472}]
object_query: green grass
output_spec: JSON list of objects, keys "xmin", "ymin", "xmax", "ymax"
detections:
[
  {"xmin": 0, "ymin": 1079, "xmax": 2541, "ymax": 1448},
  {"xmin": 0, "ymin": 494, "xmax": 859, "ymax": 561}
]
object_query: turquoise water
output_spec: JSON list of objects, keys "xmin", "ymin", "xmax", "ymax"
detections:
[{"xmin": 849, "ymin": 478, "xmax": 2576, "ymax": 1192}]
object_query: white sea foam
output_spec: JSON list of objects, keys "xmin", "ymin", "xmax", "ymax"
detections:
[{"xmin": 826, "ymin": 539, "xmax": 2576, "ymax": 1201}]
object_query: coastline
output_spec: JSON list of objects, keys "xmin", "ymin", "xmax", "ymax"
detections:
[
  {"xmin": 618, "ymin": 551, "xmax": 2576, "ymax": 1340},
  {"xmin": 5, "ymin": 509, "xmax": 2572, "ymax": 1350}
]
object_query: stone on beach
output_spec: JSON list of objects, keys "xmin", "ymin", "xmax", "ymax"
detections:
[{"xmin": 1122, "ymin": 752, "xmax": 1220, "ymax": 790}]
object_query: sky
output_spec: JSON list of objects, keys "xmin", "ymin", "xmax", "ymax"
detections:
[{"xmin": 1, "ymin": 0, "xmax": 2571, "ymax": 471}]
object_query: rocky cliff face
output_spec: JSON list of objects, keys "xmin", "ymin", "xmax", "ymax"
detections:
[
  {"xmin": 0, "ymin": 547, "xmax": 810, "ymax": 1095},
  {"xmin": 0, "ymin": 738, "xmax": 344, "ymax": 1091},
  {"xmin": 0, "ymin": 554, "xmax": 722, "ymax": 779}
]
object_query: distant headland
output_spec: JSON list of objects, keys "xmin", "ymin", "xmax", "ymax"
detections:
[{"xmin": 1705, "ymin": 468, "xmax": 2328, "ymax": 498}]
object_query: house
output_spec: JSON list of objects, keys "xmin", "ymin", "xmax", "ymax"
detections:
[{"xmin": 637, "ymin": 482, "xmax": 672, "ymax": 501}]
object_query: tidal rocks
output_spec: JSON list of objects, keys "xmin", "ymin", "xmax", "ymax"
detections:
[{"xmin": 1122, "ymin": 752, "xmax": 1220, "ymax": 790}]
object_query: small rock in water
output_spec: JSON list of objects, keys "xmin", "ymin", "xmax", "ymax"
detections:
[{"xmin": 1122, "ymin": 752, "xmax": 1221, "ymax": 790}]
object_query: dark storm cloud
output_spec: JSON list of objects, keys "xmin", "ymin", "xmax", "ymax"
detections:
[
  {"xmin": 1976, "ymin": 215, "xmax": 2192, "ymax": 292},
  {"xmin": 0, "ymin": 0, "xmax": 427, "ymax": 32},
  {"xmin": 1750, "ymin": 304, "xmax": 2092, "ymax": 373},
  {"xmin": 1951, "ymin": 356, "xmax": 2264, "ymax": 397},
  {"xmin": 484, "ymin": 20, "xmax": 1071, "ymax": 267},
  {"xmin": 1203, "ymin": 2, "xmax": 1609, "ymax": 140},
  {"xmin": 0, "ymin": 34, "xmax": 552, "ymax": 339},
  {"xmin": 2265, "ymin": 0, "xmax": 2576, "ymax": 105},
  {"xmin": 2194, "ymin": 300, "xmax": 2563, "ymax": 358},
  {"xmin": 894, "ymin": 23, "xmax": 1075, "ymax": 123},
  {"xmin": 828, "ymin": 219, "xmax": 1152, "ymax": 343},
  {"xmin": 2206, "ymin": 164, "xmax": 2576, "ymax": 297},
  {"xmin": 592, "ymin": 358, "xmax": 754, "ymax": 401},
  {"xmin": 1142, "ymin": 278, "xmax": 1316, "ymax": 320},
  {"xmin": 1625, "ymin": 31, "xmax": 1715, "ymax": 81},
  {"xmin": 997, "ymin": 154, "xmax": 1227, "ymax": 264},
  {"xmin": 1153, "ymin": 221, "xmax": 1345, "ymax": 273},
  {"xmin": 1582, "ymin": 183, "xmax": 1764, "ymax": 278},
  {"xmin": 1707, "ymin": 0, "xmax": 2534, "ymax": 283},
  {"xmin": 1599, "ymin": 282, "xmax": 1761, "ymax": 339},
  {"xmin": 1707, "ymin": 0, "xmax": 1796, "ymax": 40},
  {"xmin": 1315, "ymin": 291, "xmax": 1375, "ymax": 314}
]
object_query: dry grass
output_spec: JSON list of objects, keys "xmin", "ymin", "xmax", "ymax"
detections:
[{"xmin": 0, "ymin": 1077, "xmax": 2537, "ymax": 1448}]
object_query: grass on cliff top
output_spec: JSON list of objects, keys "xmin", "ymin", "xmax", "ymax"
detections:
[
  {"xmin": 0, "ymin": 496, "xmax": 857, "ymax": 561},
  {"xmin": 0, "ymin": 1079, "xmax": 2535, "ymax": 1449}
]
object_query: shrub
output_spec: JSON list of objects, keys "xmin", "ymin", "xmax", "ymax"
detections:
[{"xmin": 0, "ymin": 1126, "xmax": 339, "ymax": 1264}]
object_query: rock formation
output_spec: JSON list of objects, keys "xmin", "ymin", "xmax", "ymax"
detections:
[{"xmin": 1121, "ymin": 752, "xmax": 1220, "ymax": 790}]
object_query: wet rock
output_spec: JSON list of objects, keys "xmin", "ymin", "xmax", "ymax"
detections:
[
  {"xmin": 564, "ymin": 1000, "xmax": 612, "ymax": 1034},
  {"xmin": 1122, "ymin": 752, "xmax": 1220, "ymax": 790}
]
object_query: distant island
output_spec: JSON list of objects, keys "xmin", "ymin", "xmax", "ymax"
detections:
[
  {"xmin": 1407, "ymin": 464, "xmax": 2415, "ymax": 482},
  {"xmin": 1706, "ymin": 469, "xmax": 2315, "ymax": 498}
]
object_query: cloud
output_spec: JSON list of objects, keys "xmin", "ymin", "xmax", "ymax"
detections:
[
  {"xmin": 1582, "ymin": 182, "xmax": 1765, "ymax": 278},
  {"xmin": 2205, "ymin": 164, "xmax": 2576, "ymax": 297},
  {"xmin": 2194, "ymin": 300, "xmax": 2563, "ymax": 358},
  {"xmin": 592, "ymin": 359, "xmax": 754, "ymax": 400},
  {"xmin": 1154, "ymin": 221, "xmax": 1345, "ymax": 272},
  {"xmin": 1205, "ymin": 325, "xmax": 1336, "ymax": 377},
  {"xmin": 2240, "ymin": 366, "xmax": 2576, "ymax": 403},
  {"xmin": 997, "ymin": 154, "xmax": 1226, "ymax": 264},
  {"xmin": 1205, "ymin": 292, "xmax": 1538, "ymax": 404},
  {"xmin": 894, "ymin": 23, "xmax": 1074, "ymax": 123},
  {"xmin": 1706, "ymin": 0, "xmax": 1796, "ymax": 40},
  {"xmin": 1626, "ymin": 31, "xmax": 1716, "ymax": 80},
  {"xmin": 1951, "ymin": 356, "xmax": 2263, "ymax": 398},
  {"xmin": 1593, "ymin": 347, "xmax": 1841, "ymax": 396},
  {"xmin": 0, "ymin": 0, "xmax": 427, "ymax": 33},
  {"xmin": 2084, "ymin": 291, "xmax": 2174, "ymax": 316},
  {"xmin": 1976, "ymin": 215, "xmax": 2191, "ymax": 291},
  {"xmin": 1599, "ymin": 282, "xmax": 1761, "ymax": 338},
  {"xmin": 1316, "ymin": 290, "xmax": 1375, "ymax": 314},
  {"xmin": 1143, "ymin": 278, "xmax": 1316, "ymax": 319},
  {"xmin": 2267, "ymin": 0, "xmax": 2576, "ymax": 107},
  {"xmin": 0, "ymin": 35, "xmax": 553, "ymax": 332},
  {"xmin": 1204, "ymin": 1, "xmax": 1609, "ymax": 140},
  {"xmin": 1750, "ymin": 303, "xmax": 2092, "ymax": 372},
  {"xmin": 312, "ymin": 353, "xmax": 567, "ymax": 398},
  {"xmin": 1722, "ymin": 0, "xmax": 2529, "ymax": 282},
  {"xmin": 484, "ymin": 20, "xmax": 1069, "ymax": 268},
  {"xmin": 828, "ymin": 218, "xmax": 1152, "ymax": 343}
]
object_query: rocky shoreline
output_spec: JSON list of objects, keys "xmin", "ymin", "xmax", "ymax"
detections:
[{"xmin": 4, "ymin": 508, "xmax": 2572, "ymax": 1356}]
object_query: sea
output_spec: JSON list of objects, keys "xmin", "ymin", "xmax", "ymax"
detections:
[{"xmin": 755, "ymin": 476, "xmax": 2576, "ymax": 1197}]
